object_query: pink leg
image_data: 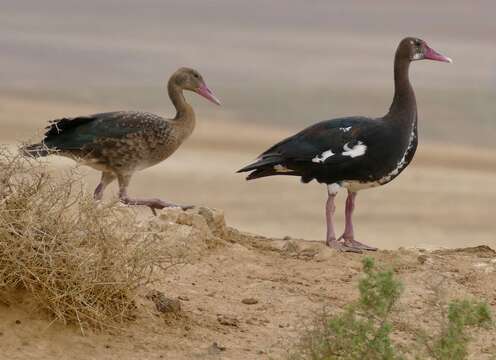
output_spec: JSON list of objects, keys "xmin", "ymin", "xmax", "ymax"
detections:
[
  {"xmin": 338, "ymin": 190, "xmax": 377, "ymax": 251},
  {"xmin": 325, "ymin": 187, "xmax": 361, "ymax": 253},
  {"xmin": 343, "ymin": 191, "xmax": 356, "ymax": 239},
  {"xmin": 94, "ymin": 172, "xmax": 116, "ymax": 201},
  {"xmin": 117, "ymin": 174, "xmax": 193, "ymax": 216},
  {"xmin": 94, "ymin": 183, "xmax": 104, "ymax": 200},
  {"xmin": 325, "ymin": 191, "xmax": 337, "ymax": 245}
]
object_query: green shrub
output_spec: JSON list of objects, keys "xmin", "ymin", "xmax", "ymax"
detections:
[
  {"xmin": 289, "ymin": 257, "xmax": 493, "ymax": 360},
  {"xmin": 425, "ymin": 300, "xmax": 492, "ymax": 360},
  {"xmin": 289, "ymin": 257, "xmax": 404, "ymax": 360}
]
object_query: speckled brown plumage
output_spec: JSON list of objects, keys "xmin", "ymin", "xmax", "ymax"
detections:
[
  {"xmin": 71, "ymin": 111, "xmax": 190, "ymax": 172},
  {"xmin": 23, "ymin": 67, "xmax": 221, "ymax": 213}
]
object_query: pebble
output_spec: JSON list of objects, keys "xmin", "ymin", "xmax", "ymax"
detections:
[
  {"xmin": 212, "ymin": 342, "xmax": 226, "ymax": 351},
  {"xmin": 146, "ymin": 290, "xmax": 181, "ymax": 314},
  {"xmin": 241, "ymin": 298, "xmax": 259, "ymax": 305},
  {"xmin": 417, "ymin": 255, "xmax": 428, "ymax": 264},
  {"xmin": 217, "ymin": 314, "xmax": 240, "ymax": 327}
]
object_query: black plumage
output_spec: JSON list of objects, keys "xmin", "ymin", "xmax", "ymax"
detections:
[
  {"xmin": 238, "ymin": 37, "xmax": 451, "ymax": 252},
  {"xmin": 239, "ymin": 116, "xmax": 415, "ymax": 186}
]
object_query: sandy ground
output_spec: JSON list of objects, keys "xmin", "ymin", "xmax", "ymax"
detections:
[
  {"xmin": 1, "ymin": 95, "xmax": 495, "ymax": 251},
  {"xmin": 0, "ymin": 96, "xmax": 495, "ymax": 360},
  {"xmin": 0, "ymin": 208, "xmax": 495, "ymax": 360}
]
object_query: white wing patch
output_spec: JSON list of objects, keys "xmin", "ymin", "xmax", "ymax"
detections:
[
  {"xmin": 342, "ymin": 141, "xmax": 367, "ymax": 158},
  {"xmin": 340, "ymin": 126, "xmax": 352, "ymax": 132},
  {"xmin": 312, "ymin": 150, "xmax": 335, "ymax": 163},
  {"xmin": 273, "ymin": 164, "xmax": 292, "ymax": 173}
]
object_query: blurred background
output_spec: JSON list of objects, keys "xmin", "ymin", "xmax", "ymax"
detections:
[{"xmin": 1, "ymin": 0, "xmax": 495, "ymax": 248}]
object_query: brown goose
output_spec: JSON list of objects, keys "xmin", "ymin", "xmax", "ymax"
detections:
[
  {"xmin": 238, "ymin": 37, "xmax": 451, "ymax": 252},
  {"xmin": 23, "ymin": 67, "xmax": 220, "ymax": 214}
]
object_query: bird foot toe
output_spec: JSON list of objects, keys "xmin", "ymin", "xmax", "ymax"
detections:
[
  {"xmin": 326, "ymin": 239, "xmax": 363, "ymax": 253},
  {"xmin": 181, "ymin": 205, "xmax": 194, "ymax": 211},
  {"xmin": 339, "ymin": 236, "xmax": 377, "ymax": 251},
  {"xmin": 147, "ymin": 201, "xmax": 194, "ymax": 215},
  {"xmin": 119, "ymin": 197, "xmax": 192, "ymax": 216}
]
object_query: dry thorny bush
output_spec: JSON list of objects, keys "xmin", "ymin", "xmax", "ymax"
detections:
[{"xmin": 0, "ymin": 146, "xmax": 181, "ymax": 333}]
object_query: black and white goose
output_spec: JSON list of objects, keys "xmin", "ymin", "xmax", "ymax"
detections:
[{"xmin": 237, "ymin": 37, "xmax": 452, "ymax": 252}]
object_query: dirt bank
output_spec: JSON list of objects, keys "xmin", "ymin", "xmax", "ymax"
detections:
[{"xmin": 0, "ymin": 207, "xmax": 494, "ymax": 359}]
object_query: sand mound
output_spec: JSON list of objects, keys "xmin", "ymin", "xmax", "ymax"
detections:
[
  {"xmin": 0, "ymin": 204, "xmax": 495, "ymax": 359},
  {"xmin": 0, "ymin": 147, "xmax": 231, "ymax": 332},
  {"xmin": 0, "ymin": 149, "xmax": 494, "ymax": 359}
]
